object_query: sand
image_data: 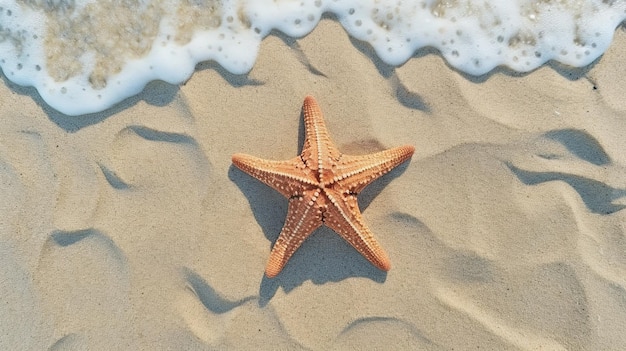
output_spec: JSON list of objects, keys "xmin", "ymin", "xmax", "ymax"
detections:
[{"xmin": 1, "ymin": 19, "xmax": 626, "ymax": 350}]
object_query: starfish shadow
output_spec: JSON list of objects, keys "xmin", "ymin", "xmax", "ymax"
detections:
[
  {"xmin": 228, "ymin": 164, "xmax": 288, "ymax": 247},
  {"xmin": 257, "ymin": 226, "xmax": 388, "ymax": 305}
]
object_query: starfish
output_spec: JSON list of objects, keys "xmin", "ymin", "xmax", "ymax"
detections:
[{"xmin": 232, "ymin": 96, "xmax": 415, "ymax": 278}]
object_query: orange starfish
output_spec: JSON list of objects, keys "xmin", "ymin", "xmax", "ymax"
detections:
[{"xmin": 232, "ymin": 96, "xmax": 415, "ymax": 278}]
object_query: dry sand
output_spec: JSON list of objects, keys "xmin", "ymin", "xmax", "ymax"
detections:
[{"xmin": 1, "ymin": 20, "xmax": 626, "ymax": 350}]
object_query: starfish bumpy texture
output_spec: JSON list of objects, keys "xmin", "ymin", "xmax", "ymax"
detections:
[{"xmin": 232, "ymin": 96, "xmax": 415, "ymax": 278}]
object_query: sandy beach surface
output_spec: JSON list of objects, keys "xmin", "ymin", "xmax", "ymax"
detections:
[{"xmin": 1, "ymin": 20, "xmax": 626, "ymax": 350}]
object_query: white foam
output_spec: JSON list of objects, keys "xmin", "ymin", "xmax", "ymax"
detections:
[{"xmin": 0, "ymin": 0, "xmax": 624, "ymax": 115}]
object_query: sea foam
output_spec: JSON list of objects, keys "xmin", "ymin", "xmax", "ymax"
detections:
[{"xmin": 0, "ymin": 0, "xmax": 624, "ymax": 115}]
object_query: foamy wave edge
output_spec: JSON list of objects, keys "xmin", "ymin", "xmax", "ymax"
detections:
[{"xmin": 0, "ymin": 0, "xmax": 625, "ymax": 116}]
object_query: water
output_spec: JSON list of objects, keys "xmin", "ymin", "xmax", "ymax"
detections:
[{"xmin": 0, "ymin": 0, "xmax": 624, "ymax": 115}]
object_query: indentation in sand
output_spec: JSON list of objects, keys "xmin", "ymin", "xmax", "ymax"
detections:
[
  {"xmin": 35, "ymin": 229, "xmax": 132, "ymax": 348},
  {"xmin": 544, "ymin": 129, "xmax": 611, "ymax": 166},
  {"xmin": 434, "ymin": 281, "xmax": 569, "ymax": 351},
  {"xmin": 335, "ymin": 316, "xmax": 434, "ymax": 349}
]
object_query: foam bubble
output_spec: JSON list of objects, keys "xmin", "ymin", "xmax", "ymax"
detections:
[{"xmin": 0, "ymin": 0, "xmax": 624, "ymax": 115}]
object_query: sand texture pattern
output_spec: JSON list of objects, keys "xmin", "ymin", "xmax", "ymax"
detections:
[{"xmin": 1, "ymin": 21, "xmax": 626, "ymax": 350}]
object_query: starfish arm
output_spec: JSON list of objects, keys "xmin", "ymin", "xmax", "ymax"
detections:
[
  {"xmin": 323, "ymin": 189, "xmax": 391, "ymax": 272},
  {"xmin": 300, "ymin": 96, "xmax": 342, "ymax": 183},
  {"xmin": 232, "ymin": 153, "xmax": 316, "ymax": 198},
  {"xmin": 334, "ymin": 145, "xmax": 415, "ymax": 193},
  {"xmin": 265, "ymin": 194, "xmax": 323, "ymax": 277}
]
